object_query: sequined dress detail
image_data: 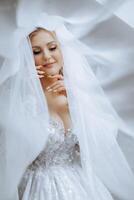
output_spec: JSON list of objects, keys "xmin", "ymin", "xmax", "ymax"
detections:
[{"xmin": 18, "ymin": 118, "xmax": 90, "ymax": 200}]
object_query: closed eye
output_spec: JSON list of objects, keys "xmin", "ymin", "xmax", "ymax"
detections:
[
  {"xmin": 33, "ymin": 48, "xmax": 41, "ymax": 55},
  {"xmin": 49, "ymin": 46, "xmax": 57, "ymax": 51},
  {"xmin": 33, "ymin": 51, "xmax": 41, "ymax": 55}
]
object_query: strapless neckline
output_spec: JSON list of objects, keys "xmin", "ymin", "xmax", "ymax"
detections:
[{"xmin": 48, "ymin": 116, "xmax": 73, "ymax": 136}]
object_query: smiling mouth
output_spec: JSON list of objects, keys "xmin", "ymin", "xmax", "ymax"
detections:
[{"xmin": 43, "ymin": 62, "xmax": 56, "ymax": 68}]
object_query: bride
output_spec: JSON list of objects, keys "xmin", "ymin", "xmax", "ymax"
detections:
[
  {"xmin": 18, "ymin": 27, "xmax": 84, "ymax": 200},
  {"xmin": 30, "ymin": 27, "xmax": 72, "ymax": 132},
  {"xmin": 0, "ymin": 13, "xmax": 134, "ymax": 200}
]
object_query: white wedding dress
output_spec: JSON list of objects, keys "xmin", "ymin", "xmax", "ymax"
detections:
[{"xmin": 18, "ymin": 117, "xmax": 90, "ymax": 200}]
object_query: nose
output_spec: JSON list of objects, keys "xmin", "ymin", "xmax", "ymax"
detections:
[{"xmin": 43, "ymin": 49, "xmax": 51, "ymax": 61}]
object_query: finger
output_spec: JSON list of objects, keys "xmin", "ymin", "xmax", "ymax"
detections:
[
  {"xmin": 48, "ymin": 74, "xmax": 64, "ymax": 80},
  {"xmin": 46, "ymin": 80, "xmax": 63, "ymax": 90},
  {"xmin": 39, "ymin": 75, "xmax": 45, "ymax": 79},
  {"xmin": 36, "ymin": 65, "xmax": 42, "ymax": 69},
  {"xmin": 56, "ymin": 86, "xmax": 66, "ymax": 92},
  {"xmin": 36, "ymin": 66, "xmax": 46, "ymax": 73},
  {"xmin": 48, "ymin": 86, "xmax": 66, "ymax": 93},
  {"xmin": 37, "ymin": 70, "xmax": 45, "ymax": 75},
  {"xmin": 49, "ymin": 83, "xmax": 64, "ymax": 91}
]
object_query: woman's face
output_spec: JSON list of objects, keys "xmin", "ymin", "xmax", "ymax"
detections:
[{"xmin": 30, "ymin": 30, "xmax": 63, "ymax": 76}]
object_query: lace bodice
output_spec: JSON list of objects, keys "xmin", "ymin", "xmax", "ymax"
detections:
[{"xmin": 28, "ymin": 118, "xmax": 81, "ymax": 171}]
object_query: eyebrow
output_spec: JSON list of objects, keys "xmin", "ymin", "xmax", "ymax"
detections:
[
  {"xmin": 32, "ymin": 41, "xmax": 57, "ymax": 48},
  {"xmin": 47, "ymin": 41, "xmax": 57, "ymax": 45}
]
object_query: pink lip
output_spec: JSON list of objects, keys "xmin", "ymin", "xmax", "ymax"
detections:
[{"xmin": 43, "ymin": 62, "xmax": 56, "ymax": 68}]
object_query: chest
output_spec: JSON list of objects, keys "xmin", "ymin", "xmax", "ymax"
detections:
[{"xmin": 47, "ymin": 93, "xmax": 69, "ymax": 113}]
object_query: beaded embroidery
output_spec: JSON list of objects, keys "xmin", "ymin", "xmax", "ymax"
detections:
[
  {"xmin": 18, "ymin": 118, "xmax": 81, "ymax": 199},
  {"xmin": 28, "ymin": 117, "xmax": 80, "ymax": 170}
]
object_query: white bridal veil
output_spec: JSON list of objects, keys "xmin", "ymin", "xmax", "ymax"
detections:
[{"xmin": 0, "ymin": 1, "xmax": 134, "ymax": 200}]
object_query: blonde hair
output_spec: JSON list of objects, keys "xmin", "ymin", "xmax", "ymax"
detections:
[{"xmin": 29, "ymin": 27, "xmax": 56, "ymax": 40}]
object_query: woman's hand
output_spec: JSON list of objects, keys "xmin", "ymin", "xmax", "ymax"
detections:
[
  {"xmin": 35, "ymin": 65, "xmax": 67, "ymax": 96},
  {"xmin": 36, "ymin": 65, "xmax": 46, "ymax": 79},
  {"xmin": 46, "ymin": 74, "xmax": 66, "ymax": 95}
]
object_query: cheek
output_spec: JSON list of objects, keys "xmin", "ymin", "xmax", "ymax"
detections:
[
  {"xmin": 55, "ymin": 51, "xmax": 63, "ymax": 65},
  {"xmin": 34, "ymin": 55, "xmax": 42, "ymax": 65}
]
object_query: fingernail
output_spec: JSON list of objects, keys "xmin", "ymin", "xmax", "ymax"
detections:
[
  {"xmin": 36, "ymin": 66, "xmax": 41, "ymax": 69},
  {"xmin": 53, "ymin": 90, "xmax": 57, "ymax": 92},
  {"xmin": 46, "ymin": 86, "xmax": 50, "ymax": 90}
]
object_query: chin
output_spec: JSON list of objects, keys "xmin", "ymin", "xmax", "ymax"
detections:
[{"xmin": 49, "ymin": 68, "xmax": 60, "ymax": 76}]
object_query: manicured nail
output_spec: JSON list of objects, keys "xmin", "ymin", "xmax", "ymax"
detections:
[{"xmin": 36, "ymin": 66, "xmax": 41, "ymax": 69}]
